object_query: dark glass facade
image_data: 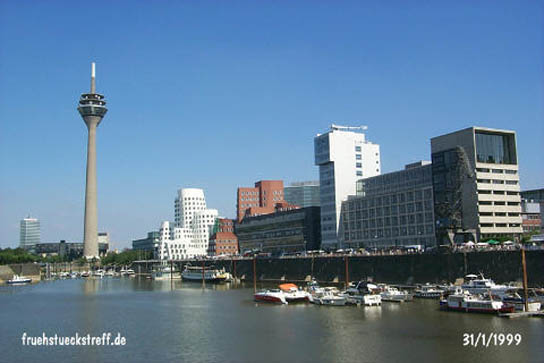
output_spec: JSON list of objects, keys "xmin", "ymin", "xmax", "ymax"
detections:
[{"xmin": 475, "ymin": 131, "xmax": 517, "ymax": 164}]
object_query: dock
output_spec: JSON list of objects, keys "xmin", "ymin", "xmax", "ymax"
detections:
[{"xmin": 498, "ymin": 311, "xmax": 544, "ymax": 319}]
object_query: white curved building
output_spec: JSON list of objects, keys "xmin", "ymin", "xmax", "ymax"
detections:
[{"xmin": 159, "ymin": 188, "xmax": 218, "ymax": 260}]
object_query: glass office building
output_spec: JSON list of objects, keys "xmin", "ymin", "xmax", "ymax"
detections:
[{"xmin": 284, "ymin": 181, "xmax": 320, "ymax": 208}]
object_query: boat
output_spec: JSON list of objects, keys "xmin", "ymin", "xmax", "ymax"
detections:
[
  {"xmin": 181, "ymin": 264, "xmax": 229, "ymax": 283},
  {"xmin": 120, "ymin": 268, "xmax": 135, "ymax": 277},
  {"xmin": 414, "ymin": 284, "xmax": 444, "ymax": 299},
  {"xmin": 6, "ymin": 274, "xmax": 32, "ymax": 285},
  {"xmin": 341, "ymin": 281, "xmax": 382, "ymax": 306},
  {"xmin": 279, "ymin": 283, "xmax": 309, "ymax": 303},
  {"xmin": 380, "ymin": 286, "xmax": 413, "ymax": 302},
  {"xmin": 93, "ymin": 269, "xmax": 105, "ymax": 278},
  {"xmin": 312, "ymin": 287, "xmax": 347, "ymax": 306},
  {"xmin": 440, "ymin": 287, "xmax": 515, "ymax": 314},
  {"xmin": 254, "ymin": 289, "xmax": 288, "ymax": 304},
  {"xmin": 152, "ymin": 265, "xmax": 181, "ymax": 280},
  {"xmin": 461, "ymin": 274, "xmax": 510, "ymax": 296},
  {"xmin": 500, "ymin": 290, "xmax": 542, "ymax": 312},
  {"xmin": 104, "ymin": 270, "xmax": 115, "ymax": 277},
  {"xmin": 80, "ymin": 271, "xmax": 91, "ymax": 278}
]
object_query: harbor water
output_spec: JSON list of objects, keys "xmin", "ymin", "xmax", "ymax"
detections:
[{"xmin": 1, "ymin": 278, "xmax": 542, "ymax": 363}]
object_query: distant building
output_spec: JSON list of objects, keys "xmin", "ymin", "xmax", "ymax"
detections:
[
  {"xmin": 235, "ymin": 207, "xmax": 321, "ymax": 254},
  {"xmin": 284, "ymin": 181, "xmax": 320, "ymax": 207},
  {"xmin": 32, "ymin": 240, "xmax": 108, "ymax": 259},
  {"xmin": 20, "ymin": 216, "xmax": 40, "ymax": 248},
  {"xmin": 237, "ymin": 180, "xmax": 284, "ymax": 222},
  {"xmin": 431, "ymin": 127, "xmax": 522, "ymax": 244},
  {"xmin": 314, "ymin": 125, "xmax": 381, "ymax": 250},
  {"xmin": 158, "ymin": 188, "xmax": 218, "ymax": 260},
  {"xmin": 521, "ymin": 188, "xmax": 544, "ymax": 231},
  {"xmin": 521, "ymin": 201, "xmax": 541, "ymax": 234},
  {"xmin": 340, "ymin": 161, "xmax": 435, "ymax": 249},
  {"xmin": 208, "ymin": 218, "xmax": 238, "ymax": 256},
  {"xmin": 132, "ymin": 231, "xmax": 159, "ymax": 252}
]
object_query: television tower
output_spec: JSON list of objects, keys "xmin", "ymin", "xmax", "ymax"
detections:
[{"xmin": 78, "ymin": 62, "xmax": 108, "ymax": 259}]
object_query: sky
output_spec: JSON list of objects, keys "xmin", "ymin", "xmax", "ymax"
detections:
[{"xmin": 0, "ymin": 1, "xmax": 542, "ymax": 249}]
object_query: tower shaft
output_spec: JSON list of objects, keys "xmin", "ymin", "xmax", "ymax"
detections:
[{"xmin": 83, "ymin": 120, "xmax": 98, "ymax": 258}]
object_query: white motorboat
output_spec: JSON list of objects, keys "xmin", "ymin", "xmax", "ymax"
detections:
[
  {"xmin": 6, "ymin": 274, "xmax": 32, "ymax": 285},
  {"xmin": 152, "ymin": 266, "xmax": 181, "ymax": 280},
  {"xmin": 501, "ymin": 290, "xmax": 542, "ymax": 312},
  {"xmin": 414, "ymin": 284, "xmax": 444, "ymax": 299},
  {"xmin": 254, "ymin": 289, "xmax": 288, "ymax": 304},
  {"xmin": 380, "ymin": 286, "xmax": 413, "ymax": 302},
  {"xmin": 181, "ymin": 264, "xmax": 230, "ymax": 283},
  {"xmin": 312, "ymin": 287, "xmax": 347, "ymax": 306},
  {"xmin": 120, "ymin": 268, "xmax": 135, "ymax": 277},
  {"xmin": 93, "ymin": 269, "xmax": 105, "ymax": 278},
  {"xmin": 461, "ymin": 274, "xmax": 509, "ymax": 296},
  {"xmin": 440, "ymin": 288, "xmax": 514, "ymax": 314},
  {"xmin": 341, "ymin": 281, "xmax": 382, "ymax": 306},
  {"xmin": 279, "ymin": 283, "xmax": 309, "ymax": 303}
]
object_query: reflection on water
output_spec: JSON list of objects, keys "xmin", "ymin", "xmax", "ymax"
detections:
[{"xmin": 1, "ymin": 278, "xmax": 542, "ymax": 363}]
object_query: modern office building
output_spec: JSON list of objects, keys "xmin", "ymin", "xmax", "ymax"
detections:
[
  {"xmin": 236, "ymin": 207, "xmax": 321, "ymax": 254},
  {"xmin": 132, "ymin": 231, "xmax": 160, "ymax": 252},
  {"xmin": 284, "ymin": 181, "xmax": 320, "ymax": 207},
  {"xmin": 431, "ymin": 127, "xmax": 522, "ymax": 244},
  {"xmin": 340, "ymin": 161, "xmax": 435, "ymax": 249},
  {"xmin": 314, "ymin": 124, "xmax": 381, "ymax": 249},
  {"xmin": 20, "ymin": 216, "xmax": 40, "ymax": 248},
  {"xmin": 237, "ymin": 180, "xmax": 297, "ymax": 222},
  {"xmin": 208, "ymin": 218, "xmax": 238, "ymax": 256},
  {"xmin": 78, "ymin": 62, "xmax": 108, "ymax": 260},
  {"xmin": 158, "ymin": 188, "xmax": 218, "ymax": 260}
]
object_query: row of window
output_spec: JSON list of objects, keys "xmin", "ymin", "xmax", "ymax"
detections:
[
  {"xmin": 477, "ymin": 179, "xmax": 518, "ymax": 185},
  {"xmin": 344, "ymin": 213, "xmax": 434, "ymax": 229},
  {"xmin": 480, "ymin": 223, "xmax": 520, "ymax": 228},
  {"xmin": 344, "ymin": 224, "xmax": 434, "ymax": 240},
  {"xmin": 478, "ymin": 201, "xmax": 520, "ymax": 206},
  {"xmin": 479, "ymin": 212, "xmax": 520, "ymax": 217},
  {"xmin": 477, "ymin": 168, "xmax": 517, "ymax": 174}
]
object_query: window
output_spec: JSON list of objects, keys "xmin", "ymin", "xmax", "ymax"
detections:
[
  {"xmin": 355, "ymin": 146, "xmax": 361, "ymax": 152},
  {"xmin": 356, "ymin": 163, "xmax": 362, "ymax": 168},
  {"xmin": 356, "ymin": 154, "xmax": 361, "ymax": 160},
  {"xmin": 356, "ymin": 171, "xmax": 362, "ymax": 176}
]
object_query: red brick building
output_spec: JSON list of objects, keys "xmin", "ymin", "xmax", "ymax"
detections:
[
  {"xmin": 208, "ymin": 218, "xmax": 238, "ymax": 256},
  {"xmin": 237, "ymin": 180, "xmax": 298, "ymax": 222}
]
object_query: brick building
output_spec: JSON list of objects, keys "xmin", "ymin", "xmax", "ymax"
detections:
[
  {"xmin": 237, "ymin": 180, "xmax": 298, "ymax": 222},
  {"xmin": 208, "ymin": 218, "xmax": 239, "ymax": 256}
]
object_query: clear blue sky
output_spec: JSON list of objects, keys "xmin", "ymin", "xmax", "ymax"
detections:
[{"xmin": 1, "ymin": 1, "xmax": 542, "ymax": 249}]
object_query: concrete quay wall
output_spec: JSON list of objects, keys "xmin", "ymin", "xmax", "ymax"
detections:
[
  {"xmin": 0, "ymin": 263, "xmax": 41, "ymax": 284},
  {"xmin": 132, "ymin": 250, "xmax": 543, "ymax": 286},
  {"xmin": 212, "ymin": 250, "xmax": 544, "ymax": 286}
]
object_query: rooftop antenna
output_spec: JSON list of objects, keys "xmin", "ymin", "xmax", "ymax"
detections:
[{"xmin": 91, "ymin": 62, "xmax": 96, "ymax": 93}]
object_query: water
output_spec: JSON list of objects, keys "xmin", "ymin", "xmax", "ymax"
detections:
[{"xmin": 1, "ymin": 278, "xmax": 542, "ymax": 363}]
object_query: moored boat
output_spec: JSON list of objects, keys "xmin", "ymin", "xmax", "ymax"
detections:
[
  {"xmin": 254, "ymin": 289, "xmax": 288, "ymax": 304},
  {"xmin": 6, "ymin": 274, "xmax": 32, "ymax": 285},
  {"xmin": 414, "ymin": 284, "xmax": 444, "ymax": 299},
  {"xmin": 380, "ymin": 286, "xmax": 413, "ymax": 302},
  {"xmin": 181, "ymin": 264, "xmax": 229, "ymax": 283},
  {"xmin": 312, "ymin": 287, "xmax": 347, "ymax": 306},
  {"xmin": 279, "ymin": 283, "xmax": 309, "ymax": 303},
  {"xmin": 440, "ymin": 288, "xmax": 514, "ymax": 314},
  {"xmin": 341, "ymin": 281, "xmax": 382, "ymax": 306}
]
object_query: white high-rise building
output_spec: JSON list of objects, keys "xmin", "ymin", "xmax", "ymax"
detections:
[
  {"xmin": 314, "ymin": 125, "xmax": 381, "ymax": 249},
  {"xmin": 158, "ymin": 188, "xmax": 218, "ymax": 260},
  {"xmin": 20, "ymin": 216, "xmax": 40, "ymax": 248}
]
